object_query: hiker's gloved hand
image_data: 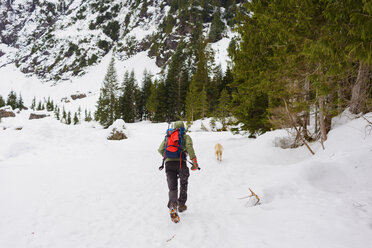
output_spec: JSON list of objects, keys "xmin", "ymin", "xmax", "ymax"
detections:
[{"xmin": 191, "ymin": 157, "xmax": 199, "ymax": 171}]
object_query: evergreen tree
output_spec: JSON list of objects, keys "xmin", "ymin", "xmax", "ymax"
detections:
[
  {"xmin": 55, "ymin": 106, "xmax": 60, "ymax": 120},
  {"xmin": 67, "ymin": 111, "xmax": 72, "ymax": 125},
  {"xmin": 185, "ymin": 80, "xmax": 200, "ymax": 123},
  {"xmin": 0, "ymin": 95, "xmax": 5, "ymax": 107},
  {"xmin": 37, "ymin": 101, "xmax": 42, "ymax": 111},
  {"xmin": 164, "ymin": 42, "xmax": 188, "ymax": 120},
  {"xmin": 146, "ymin": 79, "xmax": 159, "ymax": 121},
  {"xmin": 62, "ymin": 107, "xmax": 67, "ymax": 123},
  {"xmin": 31, "ymin": 97, "xmax": 36, "ymax": 110},
  {"xmin": 6, "ymin": 91, "xmax": 17, "ymax": 109},
  {"xmin": 84, "ymin": 109, "xmax": 93, "ymax": 122},
  {"xmin": 200, "ymin": 85, "xmax": 208, "ymax": 119},
  {"xmin": 221, "ymin": 67, "xmax": 233, "ymax": 94},
  {"xmin": 95, "ymin": 57, "xmax": 120, "ymax": 128},
  {"xmin": 141, "ymin": 70, "xmax": 153, "ymax": 120},
  {"xmin": 217, "ymin": 89, "xmax": 231, "ymax": 130},
  {"xmin": 73, "ymin": 112, "xmax": 79, "ymax": 125},
  {"xmin": 120, "ymin": 70, "xmax": 137, "ymax": 123},
  {"xmin": 17, "ymin": 93, "xmax": 24, "ymax": 110},
  {"xmin": 209, "ymin": 8, "xmax": 225, "ymax": 42}
]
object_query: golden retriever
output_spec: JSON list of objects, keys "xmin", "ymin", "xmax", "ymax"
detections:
[{"xmin": 214, "ymin": 143, "xmax": 223, "ymax": 162}]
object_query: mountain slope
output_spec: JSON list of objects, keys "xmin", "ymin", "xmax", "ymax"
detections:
[{"xmin": 0, "ymin": 0, "xmax": 239, "ymax": 81}]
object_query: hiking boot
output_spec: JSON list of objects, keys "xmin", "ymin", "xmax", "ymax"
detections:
[
  {"xmin": 170, "ymin": 207, "xmax": 180, "ymax": 223},
  {"xmin": 178, "ymin": 205, "xmax": 187, "ymax": 213}
]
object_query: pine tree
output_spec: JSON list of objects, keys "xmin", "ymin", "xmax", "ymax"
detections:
[
  {"xmin": 164, "ymin": 42, "xmax": 188, "ymax": 120},
  {"xmin": 141, "ymin": 70, "xmax": 153, "ymax": 120},
  {"xmin": 17, "ymin": 93, "xmax": 24, "ymax": 110},
  {"xmin": 95, "ymin": 57, "xmax": 120, "ymax": 128},
  {"xmin": 6, "ymin": 91, "xmax": 17, "ymax": 109},
  {"xmin": 73, "ymin": 112, "xmax": 79, "ymax": 125},
  {"xmin": 62, "ymin": 107, "xmax": 67, "ymax": 123},
  {"xmin": 67, "ymin": 111, "xmax": 72, "ymax": 125},
  {"xmin": 209, "ymin": 8, "xmax": 225, "ymax": 42},
  {"xmin": 0, "ymin": 95, "xmax": 5, "ymax": 107},
  {"xmin": 37, "ymin": 101, "xmax": 42, "ymax": 111},
  {"xmin": 77, "ymin": 106, "xmax": 82, "ymax": 119},
  {"xmin": 200, "ymin": 85, "xmax": 208, "ymax": 119},
  {"xmin": 146, "ymin": 79, "xmax": 159, "ymax": 121},
  {"xmin": 31, "ymin": 97, "xmax": 36, "ymax": 110},
  {"xmin": 185, "ymin": 80, "xmax": 200, "ymax": 123},
  {"xmin": 55, "ymin": 106, "xmax": 60, "ymax": 120},
  {"xmin": 120, "ymin": 70, "xmax": 137, "ymax": 123},
  {"xmin": 85, "ymin": 109, "xmax": 92, "ymax": 122},
  {"xmin": 217, "ymin": 89, "xmax": 230, "ymax": 130}
]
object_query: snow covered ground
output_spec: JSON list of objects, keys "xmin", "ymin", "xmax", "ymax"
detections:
[{"xmin": 1, "ymin": 111, "xmax": 372, "ymax": 248}]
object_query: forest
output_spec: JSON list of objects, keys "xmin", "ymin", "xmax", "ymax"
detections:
[{"xmin": 94, "ymin": 0, "xmax": 372, "ymax": 147}]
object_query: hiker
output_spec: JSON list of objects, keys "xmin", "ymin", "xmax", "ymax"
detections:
[{"xmin": 158, "ymin": 121, "xmax": 199, "ymax": 223}]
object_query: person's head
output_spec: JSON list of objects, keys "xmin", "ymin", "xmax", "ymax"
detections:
[{"xmin": 172, "ymin": 121, "xmax": 185, "ymax": 129}]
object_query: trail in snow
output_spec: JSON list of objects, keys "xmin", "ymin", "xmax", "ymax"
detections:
[{"xmin": 1, "ymin": 113, "xmax": 372, "ymax": 247}]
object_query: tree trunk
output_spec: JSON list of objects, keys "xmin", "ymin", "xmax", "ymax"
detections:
[
  {"xmin": 350, "ymin": 61, "xmax": 371, "ymax": 114},
  {"xmin": 302, "ymin": 76, "xmax": 310, "ymax": 139},
  {"xmin": 319, "ymin": 96, "xmax": 327, "ymax": 142}
]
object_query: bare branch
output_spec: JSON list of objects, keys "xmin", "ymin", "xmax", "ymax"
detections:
[
  {"xmin": 238, "ymin": 188, "xmax": 261, "ymax": 206},
  {"xmin": 283, "ymin": 99, "xmax": 315, "ymax": 155},
  {"xmin": 362, "ymin": 115, "xmax": 372, "ymax": 125}
]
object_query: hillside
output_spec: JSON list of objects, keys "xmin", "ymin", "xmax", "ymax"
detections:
[{"xmin": 0, "ymin": 0, "xmax": 239, "ymax": 81}]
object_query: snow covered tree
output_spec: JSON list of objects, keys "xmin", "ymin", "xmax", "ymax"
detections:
[{"xmin": 95, "ymin": 57, "xmax": 120, "ymax": 128}]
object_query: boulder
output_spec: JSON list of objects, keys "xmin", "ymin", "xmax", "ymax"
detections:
[
  {"xmin": 29, "ymin": 113, "xmax": 49, "ymax": 120},
  {"xmin": 0, "ymin": 106, "xmax": 15, "ymax": 118},
  {"xmin": 71, "ymin": 93, "xmax": 87, "ymax": 100}
]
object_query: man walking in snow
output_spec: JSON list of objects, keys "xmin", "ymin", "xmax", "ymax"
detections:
[{"xmin": 158, "ymin": 121, "xmax": 199, "ymax": 223}]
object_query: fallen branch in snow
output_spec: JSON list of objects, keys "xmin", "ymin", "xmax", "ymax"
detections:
[
  {"xmin": 166, "ymin": 234, "xmax": 176, "ymax": 242},
  {"xmin": 283, "ymin": 99, "xmax": 315, "ymax": 155},
  {"xmin": 362, "ymin": 115, "xmax": 372, "ymax": 136},
  {"xmin": 362, "ymin": 115, "xmax": 372, "ymax": 125},
  {"xmin": 238, "ymin": 188, "xmax": 261, "ymax": 206}
]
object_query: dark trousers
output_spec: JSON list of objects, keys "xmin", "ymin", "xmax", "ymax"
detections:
[{"xmin": 165, "ymin": 160, "xmax": 190, "ymax": 209}]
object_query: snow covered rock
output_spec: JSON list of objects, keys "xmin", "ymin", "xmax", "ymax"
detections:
[
  {"xmin": 29, "ymin": 112, "xmax": 49, "ymax": 120},
  {"xmin": 71, "ymin": 93, "xmax": 87, "ymax": 100},
  {"xmin": 0, "ymin": 106, "xmax": 16, "ymax": 118},
  {"xmin": 107, "ymin": 119, "xmax": 127, "ymax": 140}
]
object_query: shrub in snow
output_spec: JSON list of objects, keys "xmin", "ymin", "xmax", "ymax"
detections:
[
  {"xmin": 0, "ymin": 106, "xmax": 16, "ymax": 118},
  {"xmin": 200, "ymin": 122, "xmax": 208, "ymax": 131},
  {"xmin": 107, "ymin": 119, "xmax": 127, "ymax": 140},
  {"xmin": 273, "ymin": 136, "xmax": 294, "ymax": 149}
]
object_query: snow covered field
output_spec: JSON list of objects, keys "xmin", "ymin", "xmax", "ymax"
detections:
[{"xmin": 1, "ymin": 111, "xmax": 372, "ymax": 248}]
